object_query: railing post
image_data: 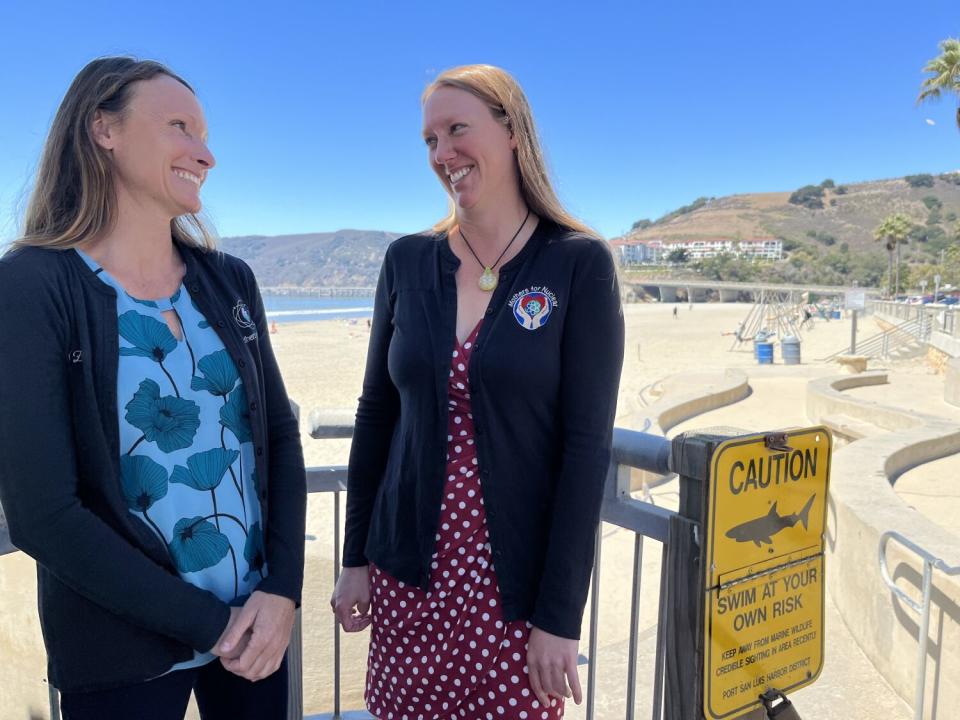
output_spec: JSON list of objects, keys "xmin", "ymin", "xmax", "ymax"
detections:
[
  {"xmin": 586, "ymin": 521, "xmax": 602, "ymax": 720},
  {"xmin": 626, "ymin": 532, "xmax": 645, "ymax": 719},
  {"xmin": 651, "ymin": 543, "xmax": 669, "ymax": 720},
  {"xmin": 286, "ymin": 400, "xmax": 304, "ymax": 720},
  {"xmin": 663, "ymin": 429, "xmax": 732, "ymax": 720},
  {"xmin": 334, "ymin": 491, "xmax": 342, "ymax": 719},
  {"xmin": 879, "ymin": 531, "xmax": 960, "ymax": 720},
  {"xmin": 914, "ymin": 561, "xmax": 934, "ymax": 720},
  {"xmin": 48, "ymin": 683, "xmax": 60, "ymax": 720},
  {"xmin": 287, "ymin": 610, "xmax": 305, "ymax": 720}
]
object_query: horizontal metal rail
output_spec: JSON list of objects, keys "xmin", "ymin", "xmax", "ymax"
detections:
[
  {"xmin": 0, "ymin": 427, "xmax": 675, "ymax": 720},
  {"xmin": 878, "ymin": 531, "xmax": 960, "ymax": 720},
  {"xmin": 821, "ymin": 317, "xmax": 926, "ymax": 361},
  {"xmin": 310, "ymin": 427, "xmax": 677, "ymax": 720}
]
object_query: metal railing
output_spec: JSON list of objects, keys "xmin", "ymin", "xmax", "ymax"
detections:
[
  {"xmin": 878, "ymin": 531, "xmax": 960, "ymax": 720},
  {"xmin": 821, "ymin": 315, "xmax": 931, "ymax": 361},
  {"xmin": 591, "ymin": 429, "xmax": 676, "ymax": 720},
  {"xmin": 0, "ymin": 419, "xmax": 677, "ymax": 720},
  {"xmin": 305, "ymin": 421, "xmax": 678, "ymax": 720},
  {"xmin": 871, "ymin": 300, "xmax": 960, "ymax": 339}
]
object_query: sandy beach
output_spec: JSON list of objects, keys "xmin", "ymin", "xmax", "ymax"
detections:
[{"xmin": 1, "ymin": 301, "xmax": 949, "ymax": 718}]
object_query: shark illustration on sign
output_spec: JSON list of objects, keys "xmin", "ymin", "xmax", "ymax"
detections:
[{"xmin": 724, "ymin": 495, "xmax": 815, "ymax": 547}]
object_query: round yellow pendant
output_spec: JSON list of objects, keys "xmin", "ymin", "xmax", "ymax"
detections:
[{"xmin": 478, "ymin": 267, "xmax": 498, "ymax": 292}]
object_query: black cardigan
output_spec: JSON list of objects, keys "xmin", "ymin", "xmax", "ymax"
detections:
[
  {"xmin": 344, "ymin": 220, "xmax": 624, "ymax": 640},
  {"xmin": 0, "ymin": 243, "xmax": 306, "ymax": 692}
]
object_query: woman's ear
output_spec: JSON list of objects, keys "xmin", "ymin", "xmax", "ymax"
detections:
[{"xmin": 91, "ymin": 109, "xmax": 118, "ymax": 151}]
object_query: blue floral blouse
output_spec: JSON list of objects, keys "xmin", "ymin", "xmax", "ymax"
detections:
[{"xmin": 76, "ymin": 249, "xmax": 265, "ymax": 672}]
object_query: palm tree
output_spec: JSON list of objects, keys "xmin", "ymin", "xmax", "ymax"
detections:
[
  {"xmin": 873, "ymin": 214, "xmax": 913, "ymax": 297},
  {"xmin": 917, "ymin": 38, "xmax": 960, "ymax": 130}
]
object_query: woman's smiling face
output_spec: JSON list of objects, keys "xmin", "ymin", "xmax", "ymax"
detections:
[
  {"xmin": 95, "ymin": 74, "xmax": 215, "ymax": 219},
  {"xmin": 422, "ymin": 85, "xmax": 518, "ymax": 212}
]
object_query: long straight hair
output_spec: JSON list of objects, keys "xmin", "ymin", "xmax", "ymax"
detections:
[
  {"xmin": 12, "ymin": 56, "xmax": 216, "ymax": 252},
  {"xmin": 422, "ymin": 64, "xmax": 597, "ymax": 238}
]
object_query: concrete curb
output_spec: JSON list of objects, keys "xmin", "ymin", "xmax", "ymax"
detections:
[
  {"xmin": 806, "ymin": 373, "xmax": 960, "ymax": 719},
  {"xmin": 626, "ymin": 368, "xmax": 750, "ymax": 490},
  {"xmin": 640, "ymin": 368, "xmax": 751, "ymax": 436}
]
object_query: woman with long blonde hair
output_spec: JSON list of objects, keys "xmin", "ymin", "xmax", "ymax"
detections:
[
  {"xmin": 332, "ymin": 64, "xmax": 624, "ymax": 718},
  {"xmin": 0, "ymin": 57, "xmax": 305, "ymax": 719}
]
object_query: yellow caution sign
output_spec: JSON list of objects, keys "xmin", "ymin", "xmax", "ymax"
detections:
[{"xmin": 703, "ymin": 427, "xmax": 831, "ymax": 719}]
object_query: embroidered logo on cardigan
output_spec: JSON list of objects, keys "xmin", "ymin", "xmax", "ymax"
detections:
[
  {"xmin": 233, "ymin": 301, "xmax": 255, "ymax": 330},
  {"xmin": 233, "ymin": 300, "xmax": 259, "ymax": 343},
  {"xmin": 508, "ymin": 287, "xmax": 557, "ymax": 330}
]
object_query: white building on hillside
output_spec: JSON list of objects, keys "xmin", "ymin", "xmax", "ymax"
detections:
[
  {"xmin": 684, "ymin": 238, "xmax": 734, "ymax": 259},
  {"xmin": 737, "ymin": 238, "xmax": 783, "ymax": 260},
  {"xmin": 612, "ymin": 236, "xmax": 783, "ymax": 265},
  {"xmin": 611, "ymin": 239, "xmax": 661, "ymax": 265}
]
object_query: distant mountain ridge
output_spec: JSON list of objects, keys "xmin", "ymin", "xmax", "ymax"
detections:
[
  {"xmin": 220, "ymin": 229, "xmax": 404, "ymax": 288},
  {"xmin": 220, "ymin": 174, "xmax": 960, "ymax": 289}
]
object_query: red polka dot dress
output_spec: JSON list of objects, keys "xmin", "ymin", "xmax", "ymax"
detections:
[{"xmin": 366, "ymin": 322, "xmax": 564, "ymax": 720}]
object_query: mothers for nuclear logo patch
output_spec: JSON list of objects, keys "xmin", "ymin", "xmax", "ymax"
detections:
[
  {"xmin": 508, "ymin": 286, "xmax": 558, "ymax": 330},
  {"xmin": 233, "ymin": 300, "xmax": 259, "ymax": 343},
  {"xmin": 233, "ymin": 300, "xmax": 255, "ymax": 329}
]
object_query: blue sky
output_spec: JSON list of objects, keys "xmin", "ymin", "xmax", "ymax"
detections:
[{"xmin": 1, "ymin": 1, "xmax": 958, "ymax": 241}]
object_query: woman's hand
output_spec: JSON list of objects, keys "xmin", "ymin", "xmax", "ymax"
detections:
[
  {"xmin": 527, "ymin": 626, "xmax": 583, "ymax": 707},
  {"xmin": 210, "ymin": 607, "xmax": 249, "ymax": 660},
  {"xmin": 330, "ymin": 565, "xmax": 372, "ymax": 632},
  {"xmin": 216, "ymin": 591, "xmax": 296, "ymax": 681}
]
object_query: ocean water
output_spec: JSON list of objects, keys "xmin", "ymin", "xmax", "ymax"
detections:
[{"xmin": 261, "ymin": 293, "xmax": 375, "ymax": 324}]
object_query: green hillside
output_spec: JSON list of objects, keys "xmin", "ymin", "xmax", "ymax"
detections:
[{"xmin": 618, "ymin": 173, "xmax": 960, "ymax": 288}]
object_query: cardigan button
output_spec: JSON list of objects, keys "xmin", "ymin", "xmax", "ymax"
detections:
[
  {"xmin": 249, "ymin": 401, "xmax": 258, "ymax": 412},
  {"xmin": 189, "ymin": 284, "xmax": 200, "ymax": 293},
  {"xmin": 484, "ymin": 307, "xmax": 493, "ymax": 316},
  {"xmin": 217, "ymin": 320, "xmax": 226, "ymax": 328},
  {"xmin": 256, "ymin": 446, "xmax": 264, "ymax": 456},
  {"xmin": 237, "ymin": 359, "xmax": 245, "ymax": 368}
]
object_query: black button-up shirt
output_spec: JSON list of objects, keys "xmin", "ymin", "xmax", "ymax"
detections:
[{"xmin": 344, "ymin": 220, "xmax": 624, "ymax": 639}]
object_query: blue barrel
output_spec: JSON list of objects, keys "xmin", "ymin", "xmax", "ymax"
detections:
[
  {"xmin": 831, "ymin": 310, "xmax": 841, "ymax": 319},
  {"xmin": 781, "ymin": 336, "xmax": 801, "ymax": 365},
  {"xmin": 756, "ymin": 342, "xmax": 774, "ymax": 364},
  {"xmin": 753, "ymin": 330, "xmax": 772, "ymax": 358}
]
